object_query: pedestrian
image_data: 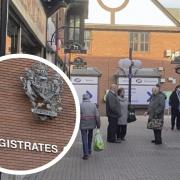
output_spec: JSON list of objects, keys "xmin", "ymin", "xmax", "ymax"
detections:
[
  {"xmin": 169, "ymin": 85, "xmax": 180, "ymax": 130},
  {"xmin": 145, "ymin": 86, "xmax": 166, "ymax": 145},
  {"xmin": 80, "ymin": 94, "xmax": 100, "ymax": 160},
  {"xmin": 147, "ymin": 84, "xmax": 167, "ymax": 102},
  {"xmin": 106, "ymin": 84, "xmax": 121, "ymax": 143},
  {"xmin": 117, "ymin": 87, "xmax": 128, "ymax": 141}
]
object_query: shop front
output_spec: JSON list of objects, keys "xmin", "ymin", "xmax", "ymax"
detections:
[{"xmin": 1, "ymin": 0, "xmax": 47, "ymax": 57}]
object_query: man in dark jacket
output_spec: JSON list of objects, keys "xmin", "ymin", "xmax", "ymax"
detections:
[
  {"xmin": 106, "ymin": 84, "xmax": 121, "ymax": 143},
  {"xmin": 169, "ymin": 85, "xmax": 180, "ymax": 130}
]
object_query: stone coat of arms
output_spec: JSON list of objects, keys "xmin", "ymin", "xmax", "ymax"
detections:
[{"xmin": 20, "ymin": 63, "xmax": 63, "ymax": 121}]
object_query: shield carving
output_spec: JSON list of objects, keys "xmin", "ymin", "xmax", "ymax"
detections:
[{"xmin": 20, "ymin": 63, "xmax": 63, "ymax": 121}]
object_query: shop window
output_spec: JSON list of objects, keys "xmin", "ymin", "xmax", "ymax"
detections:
[
  {"xmin": 7, "ymin": 17, "xmax": 19, "ymax": 54},
  {"xmin": 129, "ymin": 32, "xmax": 149, "ymax": 52},
  {"xmin": 84, "ymin": 30, "xmax": 92, "ymax": 50}
]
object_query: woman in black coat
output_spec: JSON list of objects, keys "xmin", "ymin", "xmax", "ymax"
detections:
[{"xmin": 169, "ymin": 85, "xmax": 180, "ymax": 130}]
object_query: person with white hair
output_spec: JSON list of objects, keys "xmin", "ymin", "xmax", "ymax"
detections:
[{"xmin": 106, "ymin": 84, "xmax": 121, "ymax": 143}]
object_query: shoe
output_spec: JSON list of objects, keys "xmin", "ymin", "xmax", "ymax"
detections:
[
  {"xmin": 121, "ymin": 138, "xmax": 126, "ymax": 141},
  {"xmin": 155, "ymin": 141, "xmax": 162, "ymax": 145},
  {"xmin": 151, "ymin": 140, "xmax": 155, "ymax": 143},
  {"xmin": 82, "ymin": 155, "xmax": 88, "ymax": 160},
  {"xmin": 171, "ymin": 127, "xmax": 174, "ymax": 130},
  {"xmin": 115, "ymin": 139, "xmax": 121, "ymax": 143},
  {"xmin": 107, "ymin": 140, "xmax": 121, "ymax": 143}
]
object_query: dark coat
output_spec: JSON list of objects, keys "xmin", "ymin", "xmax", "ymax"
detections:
[
  {"xmin": 148, "ymin": 92, "xmax": 166, "ymax": 129},
  {"xmin": 169, "ymin": 91, "xmax": 180, "ymax": 110},
  {"xmin": 148, "ymin": 92, "xmax": 166, "ymax": 119},
  {"xmin": 106, "ymin": 91, "xmax": 121, "ymax": 118}
]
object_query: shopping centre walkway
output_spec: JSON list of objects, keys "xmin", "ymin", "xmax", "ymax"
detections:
[{"xmin": 23, "ymin": 116, "xmax": 180, "ymax": 180}]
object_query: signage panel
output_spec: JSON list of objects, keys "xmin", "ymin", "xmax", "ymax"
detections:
[
  {"xmin": 73, "ymin": 84, "xmax": 98, "ymax": 104},
  {"xmin": 71, "ymin": 76, "xmax": 98, "ymax": 84},
  {"xmin": 118, "ymin": 77, "xmax": 159, "ymax": 85},
  {"xmin": 119, "ymin": 85, "xmax": 155, "ymax": 105}
]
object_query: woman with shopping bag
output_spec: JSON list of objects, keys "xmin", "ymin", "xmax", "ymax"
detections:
[
  {"xmin": 145, "ymin": 86, "xmax": 166, "ymax": 145},
  {"xmin": 80, "ymin": 94, "xmax": 101, "ymax": 160}
]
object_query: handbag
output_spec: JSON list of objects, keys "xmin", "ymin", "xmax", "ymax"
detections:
[
  {"xmin": 147, "ymin": 116, "xmax": 163, "ymax": 129},
  {"xmin": 93, "ymin": 129, "xmax": 105, "ymax": 152},
  {"xmin": 127, "ymin": 106, "xmax": 137, "ymax": 123}
]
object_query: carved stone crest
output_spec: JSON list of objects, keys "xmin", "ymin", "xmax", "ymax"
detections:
[{"xmin": 20, "ymin": 63, "xmax": 63, "ymax": 121}]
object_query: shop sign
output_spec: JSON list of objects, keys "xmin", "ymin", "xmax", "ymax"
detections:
[
  {"xmin": 0, "ymin": 138, "xmax": 58, "ymax": 154},
  {"xmin": 71, "ymin": 76, "xmax": 98, "ymax": 84},
  {"xmin": 73, "ymin": 84, "xmax": 98, "ymax": 104},
  {"xmin": 11, "ymin": 0, "xmax": 46, "ymax": 45},
  {"xmin": 118, "ymin": 77, "xmax": 159, "ymax": 105},
  {"xmin": 118, "ymin": 77, "xmax": 159, "ymax": 85}
]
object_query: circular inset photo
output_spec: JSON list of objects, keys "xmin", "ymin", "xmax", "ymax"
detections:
[{"xmin": 0, "ymin": 54, "xmax": 80, "ymax": 175}]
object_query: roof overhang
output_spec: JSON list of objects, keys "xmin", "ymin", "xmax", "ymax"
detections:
[
  {"xmin": 85, "ymin": 24, "xmax": 180, "ymax": 32},
  {"xmin": 41, "ymin": 0, "xmax": 67, "ymax": 17}
]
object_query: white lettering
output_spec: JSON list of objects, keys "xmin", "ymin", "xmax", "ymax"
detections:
[
  {"xmin": 51, "ymin": 145, "xmax": 58, "ymax": 153},
  {"xmin": 17, "ymin": 140, "xmax": 24, "ymax": 149},
  {"xmin": 37, "ymin": 143, "xmax": 44, "ymax": 152},
  {"xmin": 6, "ymin": 139, "xmax": 10, "ymax": 148},
  {"xmin": 11, "ymin": 140, "xmax": 17, "ymax": 149},
  {"xmin": 45, "ymin": 144, "xmax": 52, "ymax": 153},
  {"xmin": 0, "ymin": 138, "xmax": 59, "ymax": 154},
  {"xmin": 24, "ymin": 141, "xmax": 31, "ymax": 150},
  {"xmin": 0, "ymin": 139, "xmax": 6, "ymax": 147},
  {"xmin": 31, "ymin": 143, "xmax": 39, "ymax": 151}
]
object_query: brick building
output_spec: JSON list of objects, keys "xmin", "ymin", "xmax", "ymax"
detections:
[{"xmin": 72, "ymin": 0, "xmax": 180, "ymax": 114}]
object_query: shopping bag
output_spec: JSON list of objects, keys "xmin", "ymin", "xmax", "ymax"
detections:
[
  {"xmin": 93, "ymin": 129, "xmax": 105, "ymax": 152},
  {"xmin": 127, "ymin": 105, "xmax": 137, "ymax": 123},
  {"xmin": 147, "ymin": 117, "xmax": 163, "ymax": 130}
]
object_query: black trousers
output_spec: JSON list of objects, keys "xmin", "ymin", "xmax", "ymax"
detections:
[
  {"xmin": 107, "ymin": 117, "xmax": 118, "ymax": 142},
  {"xmin": 153, "ymin": 129, "xmax": 162, "ymax": 143},
  {"xmin": 117, "ymin": 125, "xmax": 127, "ymax": 139},
  {"xmin": 171, "ymin": 108, "xmax": 180, "ymax": 129}
]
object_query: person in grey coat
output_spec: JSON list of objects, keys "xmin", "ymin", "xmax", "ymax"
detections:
[
  {"xmin": 145, "ymin": 86, "xmax": 166, "ymax": 145},
  {"xmin": 117, "ymin": 88, "xmax": 128, "ymax": 141},
  {"xmin": 80, "ymin": 94, "xmax": 100, "ymax": 160},
  {"xmin": 106, "ymin": 84, "xmax": 121, "ymax": 143}
]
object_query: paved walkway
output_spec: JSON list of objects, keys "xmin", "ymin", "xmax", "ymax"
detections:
[{"xmin": 19, "ymin": 116, "xmax": 180, "ymax": 180}]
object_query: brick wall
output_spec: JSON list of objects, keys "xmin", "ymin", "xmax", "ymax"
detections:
[
  {"xmin": 0, "ymin": 58, "xmax": 76, "ymax": 170},
  {"xmin": 78, "ymin": 30, "xmax": 180, "ymax": 115},
  {"xmin": 87, "ymin": 30, "xmax": 180, "ymax": 60}
]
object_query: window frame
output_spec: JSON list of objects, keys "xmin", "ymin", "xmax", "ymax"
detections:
[{"xmin": 129, "ymin": 32, "xmax": 150, "ymax": 52}]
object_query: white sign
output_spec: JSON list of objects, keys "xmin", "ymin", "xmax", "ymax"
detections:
[
  {"xmin": 120, "ymin": 85, "xmax": 154, "ymax": 105},
  {"xmin": 118, "ymin": 77, "xmax": 159, "ymax": 105},
  {"xmin": 71, "ymin": 76, "xmax": 98, "ymax": 84},
  {"xmin": 0, "ymin": 138, "xmax": 58, "ymax": 154},
  {"xmin": 73, "ymin": 84, "xmax": 98, "ymax": 104},
  {"xmin": 118, "ymin": 77, "xmax": 159, "ymax": 85}
]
